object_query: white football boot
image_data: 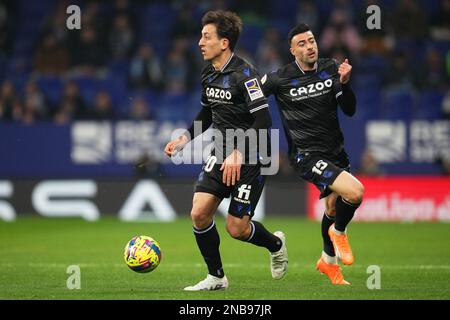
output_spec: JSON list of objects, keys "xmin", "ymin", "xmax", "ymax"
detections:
[
  {"xmin": 183, "ymin": 274, "xmax": 229, "ymax": 291},
  {"xmin": 270, "ymin": 231, "xmax": 288, "ymax": 279}
]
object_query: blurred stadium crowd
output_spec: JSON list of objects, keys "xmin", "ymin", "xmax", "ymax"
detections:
[{"xmin": 0, "ymin": 0, "xmax": 449, "ymax": 125}]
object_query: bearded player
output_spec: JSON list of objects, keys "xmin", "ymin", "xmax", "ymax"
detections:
[{"xmin": 261, "ymin": 23, "xmax": 364, "ymax": 285}]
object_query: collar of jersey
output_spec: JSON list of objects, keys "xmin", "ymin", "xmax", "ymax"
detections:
[
  {"xmin": 294, "ymin": 59, "xmax": 318, "ymax": 74},
  {"xmin": 212, "ymin": 52, "xmax": 235, "ymax": 73}
]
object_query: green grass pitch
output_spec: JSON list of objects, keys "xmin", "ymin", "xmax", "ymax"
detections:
[{"xmin": 1, "ymin": 217, "xmax": 449, "ymax": 300}]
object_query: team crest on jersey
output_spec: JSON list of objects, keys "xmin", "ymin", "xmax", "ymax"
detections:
[
  {"xmin": 244, "ymin": 78, "xmax": 264, "ymax": 101},
  {"xmin": 319, "ymin": 71, "xmax": 330, "ymax": 80}
]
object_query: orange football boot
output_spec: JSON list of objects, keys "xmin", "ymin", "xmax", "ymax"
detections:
[
  {"xmin": 316, "ymin": 258, "xmax": 350, "ymax": 285},
  {"xmin": 328, "ymin": 224, "xmax": 354, "ymax": 265}
]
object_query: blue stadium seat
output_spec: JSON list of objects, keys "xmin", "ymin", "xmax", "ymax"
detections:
[
  {"xmin": 357, "ymin": 54, "xmax": 387, "ymax": 75},
  {"xmin": 35, "ymin": 75, "xmax": 64, "ymax": 108},
  {"xmin": 156, "ymin": 93, "xmax": 190, "ymax": 122},
  {"xmin": 126, "ymin": 89, "xmax": 161, "ymax": 118},
  {"xmin": 415, "ymin": 90, "xmax": 445, "ymax": 120},
  {"xmin": 0, "ymin": 55, "xmax": 7, "ymax": 82},
  {"xmin": 109, "ymin": 59, "xmax": 130, "ymax": 77},
  {"xmin": 353, "ymin": 73, "xmax": 381, "ymax": 92},
  {"xmin": 129, "ymin": 89, "xmax": 160, "ymax": 106},
  {"xmin": 72, "ymin": 76, "xmax": 98, "ymax": 106},
  {"xmin": 270, "ymin": 0, "xmax": 298, "ymax": 20},
  {"xmin": 269, "ymin": 19, "xmax": 292, "ymax": 36},
  {"xmin": 187, "ymin": 91, "xmax": 202, "ymax": 121},
  {"xmin": 354, "ymin": 89, "xmax": 382, "ymax": 120},
  {"xmin": 239, "ymin": 23, "xmax": 264, "ymax": 56},
  {"xmin": 138, "ymin": 3, "xmax": 175, "ymax": 56},
  {"xmin": 10, "ymin": 73, "xmax": 30, "ymax": 94},
  {"xmin": 97, "ymin": 76, "xmax": 126, "ymax": 99},
  {"xmin": 381, "ymin": 88, "xmax": 416, "ymax": 120},
  {"xmin": 379, "ymin": 0, "xmax": 399, "ymax": 10}
]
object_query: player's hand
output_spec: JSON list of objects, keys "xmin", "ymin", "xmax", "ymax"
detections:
[
  {"xmin": 220, "ymin": 149, "xmax": 243, "ymax": 186},
  {"xmin": 338, "ymin": 58, "xmax": 352, "ymax": 84},
  {"xmin": 164, "ymin": 135, "xmax": 188, "ymax": 157}
]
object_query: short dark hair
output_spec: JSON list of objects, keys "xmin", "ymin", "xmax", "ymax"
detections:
[
  {"xmin": 287, "ymin": 23, "xmax": 311, "ymax": 45},
  {"xmin": 202, "ymin": 10, "xmax": 243, "ymax": 51}
]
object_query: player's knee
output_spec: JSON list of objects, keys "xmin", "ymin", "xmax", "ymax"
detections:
[
  {"xmin": 190, "ymin": 207, "xmax": 212, "ymax": 229},
  {"xmin": 346, "ymin": 184, "xmax": 365, "ymax": 204},
  {"xmin": 226, "ymin": 222, "xmax": 248, "ymax": 240},
  {"xmin": 326, "ymin": 207, "xmax": 336, "ymax": 217}
]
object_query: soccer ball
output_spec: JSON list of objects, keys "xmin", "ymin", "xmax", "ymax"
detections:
[{"xmin": 124, "ymin": 235, "xmax": 162, "ymax": 273}]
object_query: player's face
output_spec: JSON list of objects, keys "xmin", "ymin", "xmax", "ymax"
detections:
[
  {"xmin": 290, "ymin": 31, "xmax": 318, "ymax": 65},
  {"xmin": 198, "ymin": 24, "xmax": 228, "ymax": 61}
]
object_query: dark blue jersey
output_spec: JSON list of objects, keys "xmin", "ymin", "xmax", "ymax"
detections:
[
  {"xmin": 262, "ymin": 58, "xmax": 351, "ymax": 160},
  {"xmin": 200, "ymin": 54, "xmax": 269, "ymax": 161}
]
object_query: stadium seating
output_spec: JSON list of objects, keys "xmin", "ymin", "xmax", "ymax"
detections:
[
  {"xmin": 35, "ymin": 75, "xmax": 64, "ymax": 108},
  {"xmin": 0, "ymin": 0, "xmax": 448, "ymax": 125},
  {"xmin": 415, "ymin": 90, "xmax": 445, "ymax": 120},
  {"xmin": 381, "ymin": 88, "xmax": 416, "ymax": 120}
]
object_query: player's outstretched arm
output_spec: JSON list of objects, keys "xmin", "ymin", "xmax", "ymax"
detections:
[
  {"xmin": 164, "ymin": 107, "xmax": 212, "ymax": 157},
  {"xmin": 164, "ymin": 135, "xmax": 189, "ymax": 157}
]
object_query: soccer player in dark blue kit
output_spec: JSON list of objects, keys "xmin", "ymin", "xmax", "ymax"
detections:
[
  {"xmin": 261, "ymin": 23, "xmax": 365, "ymax": 285},
  {"xmin": 164, "ymin": 10, "xmax": 288, "ymax": 291}
]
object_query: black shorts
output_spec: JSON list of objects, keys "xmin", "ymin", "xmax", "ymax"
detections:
[
  {"xmin": 194, "ymin": 156, "xmax": 265, "ymax": 218},
  {"xmin": 291, "ymin": 151, "xmax": 350, "ymax": 199}
]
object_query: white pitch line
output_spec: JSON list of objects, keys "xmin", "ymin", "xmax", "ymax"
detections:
[{"xmin": 1, "ymin": 263, "xmax": 450, "ymax": 270}]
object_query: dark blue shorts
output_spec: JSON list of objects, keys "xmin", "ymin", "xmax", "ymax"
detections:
[
  {"xmin": 194, "ymin": 155, "xmax": 265, "ymax": 218},
  {"xmin": 291, "ymin": 151, "xmax": 350, "ymax": 199}
]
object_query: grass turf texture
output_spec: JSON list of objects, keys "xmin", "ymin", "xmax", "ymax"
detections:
[{"xmin": 1, "ymin": 217, "xmax": 449, "ymax": 300}]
